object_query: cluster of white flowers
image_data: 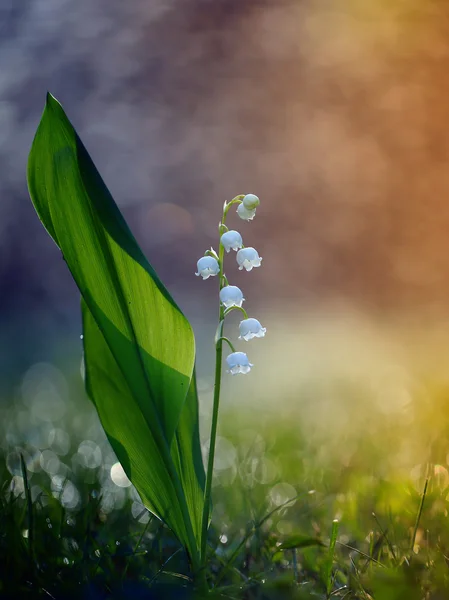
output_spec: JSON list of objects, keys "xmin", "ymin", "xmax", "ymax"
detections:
[{"xmin": 195, "ymin": 193, "xmax": 266, "ymax": 375}]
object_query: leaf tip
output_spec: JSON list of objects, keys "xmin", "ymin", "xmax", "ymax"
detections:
[{"xmin": 45, "ymin": 91, "xmax": 61, "ymax": 111}]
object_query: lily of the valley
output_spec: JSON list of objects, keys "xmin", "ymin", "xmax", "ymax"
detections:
[
  {"xmin": 220, "ymin": 230, "xmax": 243, "ymax": 253},
  {"xmin": 238, "ymin": 318, "xmax": 266, "ymax": 341},
  {"xmin": 236, "ymin": 247, "xmax": 262, "ymax": 271},
  {"xmin": 219, "ymin": 285, "xmax": 245, "ymax": 308},
  {"xmin": 242, "ymin": 194, "xmax": 260, "ymax": 210},
  {"xmin": 237, "ymin": 203, "xmax": 256, "ymax": 221},
  {"xmin": 195, "ymin": 255, "xmax": 220, "ymax": 280},
  {"xmin": 226, "ymin": 351, "xmax": 253, "ymax": 375}
]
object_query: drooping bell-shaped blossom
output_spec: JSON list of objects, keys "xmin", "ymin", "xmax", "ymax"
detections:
[
  {"xmin": 226, "ymin": 351, "xmax": 253, "ymax": 375},
  {"xmin": 238, "ymin": 318, "xmax": 266, "ymax": 341},
  {"xmin": 236, "ymin": 247, "xmax": 262, "ymax": 271},
  {"xmin": 242, "ymin": 194, "xmax": 260, "ymax": 210},
  {"xmin": 195, "ymin": 255, "xmax": 220, "ymax": 280},
  {"xmin": 219, "ymin": 285, "xmax": 245, "ymax": 308},
  {"xmin": 237, "ymin": 203, "xmax": 256, "ymax": 221},
  {"xmin": 220, "ymin": 230, "xmax": 243, "ymax": 253}
]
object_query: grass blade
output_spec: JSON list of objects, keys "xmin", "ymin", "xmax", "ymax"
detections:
[
  {"xmin": 410, "ymin": 468, "xmax": 430, "ymax": 554},
  {"xmin": 19, "ymin": 453, "xmax": 34, "ymax": 565},
  {"xmin": 324, "ymin": 519, "xmax": 339, "ymax": 597}
]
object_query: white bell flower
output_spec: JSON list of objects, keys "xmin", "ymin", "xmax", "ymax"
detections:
[
  {"xmin": 237, "ymin": 203, "xmax": 256, "ymax": 221},
  {"xmin": 195, "ymin": 256, "xmax": 220, "ymax": 279},
  {"xmin": 226, "ymin": 351, "xmax": 253, "ymax": 375},
  {"xmin": 219, "ymin": 285, "xmax": 245, "ymax": 308},
  {"xmin": 242, "ymin": 194, "xmax": 260, "ymax": 210},
  {"xmin": 236, "ymin": 247, "xmax": 262, "ymax": 271},
  {"xmin": 238, "ymin": 318, "xmax": 266, "ymax": 341},
  {"xmin": 220, "ymin": 230, "xmax": 243, "ymax": 253}
]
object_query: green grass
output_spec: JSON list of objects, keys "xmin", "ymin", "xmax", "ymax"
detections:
[{"xmin": 2, "ymin": 380, "xmax": 449, "ymax": 600}]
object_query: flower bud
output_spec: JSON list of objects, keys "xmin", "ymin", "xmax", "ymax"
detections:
[
  {"xmin": 220, "ymin": 230, "xmax": 243, "ymax": 253},
  {"xmin": 226, "ymin": 351, "xmax": 253, "ymax": 375},
  {"xmin": 219, "ymin": 285, "xmax": 245, "ymax": 308},
  {"xmin": 195, "ymin": 256, "xmax": 220, "ymax": 280},
  {"xmin": 242, "ymin": 194, "xmax": 260, "ymax": 210},
  {"xmin": 238, "ymin": 318, "xmax": 266, "ymax": 341},
  {"xmin": 237, "ymin": 203, "xmax": 256, "ymax": 221},
  {"xmin": 236, "ymin": 247, "xmax": 262, "ymax": 271}
]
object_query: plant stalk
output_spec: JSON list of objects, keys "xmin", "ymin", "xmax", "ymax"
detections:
[
  {"xmin": 200, "ymin": 326, "xmax": 223, "ymax": 566},
  {"xmin": 200, "ymin": 205, "xmax": 230, "ymax": 567}
]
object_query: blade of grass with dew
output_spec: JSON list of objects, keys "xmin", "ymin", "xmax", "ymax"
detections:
[
  {"xmin": 372, "ymin": 512, "xmax": 397, "ymax": 565},
  {"xmin": 410, "ymin": 468, "xmax": 429, "ymax": 555},
  {"xmin": 19, "ymin": 454, "xmax": 34, "ymax": 566},
  {"xmin": 324, "ymin": 519, "xmax": 339, "ymax": 598},
  {"xmin": 27, "ymin": 93, "xmax": 205, "ymax": 571},
  {"xmin": 336, "ymin": 541, "xmax": 385, "ymax": 568}
]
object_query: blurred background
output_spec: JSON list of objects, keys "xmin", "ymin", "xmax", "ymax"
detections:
[{"xmin": 2, "ymin": 0, "xmax": 449, "ymax": 535}]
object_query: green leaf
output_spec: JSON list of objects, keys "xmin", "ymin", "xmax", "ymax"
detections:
[
  {"xmin": 278, "ymin": 535, "xmax": 326, "ymax": 551},
  {"xmin": 82, "ymin": 301, "xmax": 204, "ymax": 555},
  {"xmin": 27, "ymin": 93, "xmax": 193, "ymax": 444},
  {"xmin": 170, "ymin": 369, "xmax": 205, "ymax": 545},
  {"xmin": 27, "ymin": 93, "xmax": 205, "ymax": 567}
]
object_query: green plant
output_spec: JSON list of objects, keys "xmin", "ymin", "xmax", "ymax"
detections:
[
  {"xmin": 27, "ymin": 93, "xmax": 205, "ymax": 583},
  {"xmin": 26, "ymin": 93, "xmax": 265, "ymax": 591}
]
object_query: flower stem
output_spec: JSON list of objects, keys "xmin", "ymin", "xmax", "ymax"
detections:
[
  {"xmin": 223, "ymin": 194, "xmax": 244, "ymax": 220},
  {"xmin": 215, "ymin": 336, "xmax": 235, "ymax": 353},
  {"xmin": 200, "ymin": 205, "xmax": 230, "ymax": 565},
  {"xmin": 224, "ymin": 305, "xmax": 249, "ymax": 319},
  {"xmin": 200, "ymin": 318, "xmax": 223, "ymax": 565}
]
